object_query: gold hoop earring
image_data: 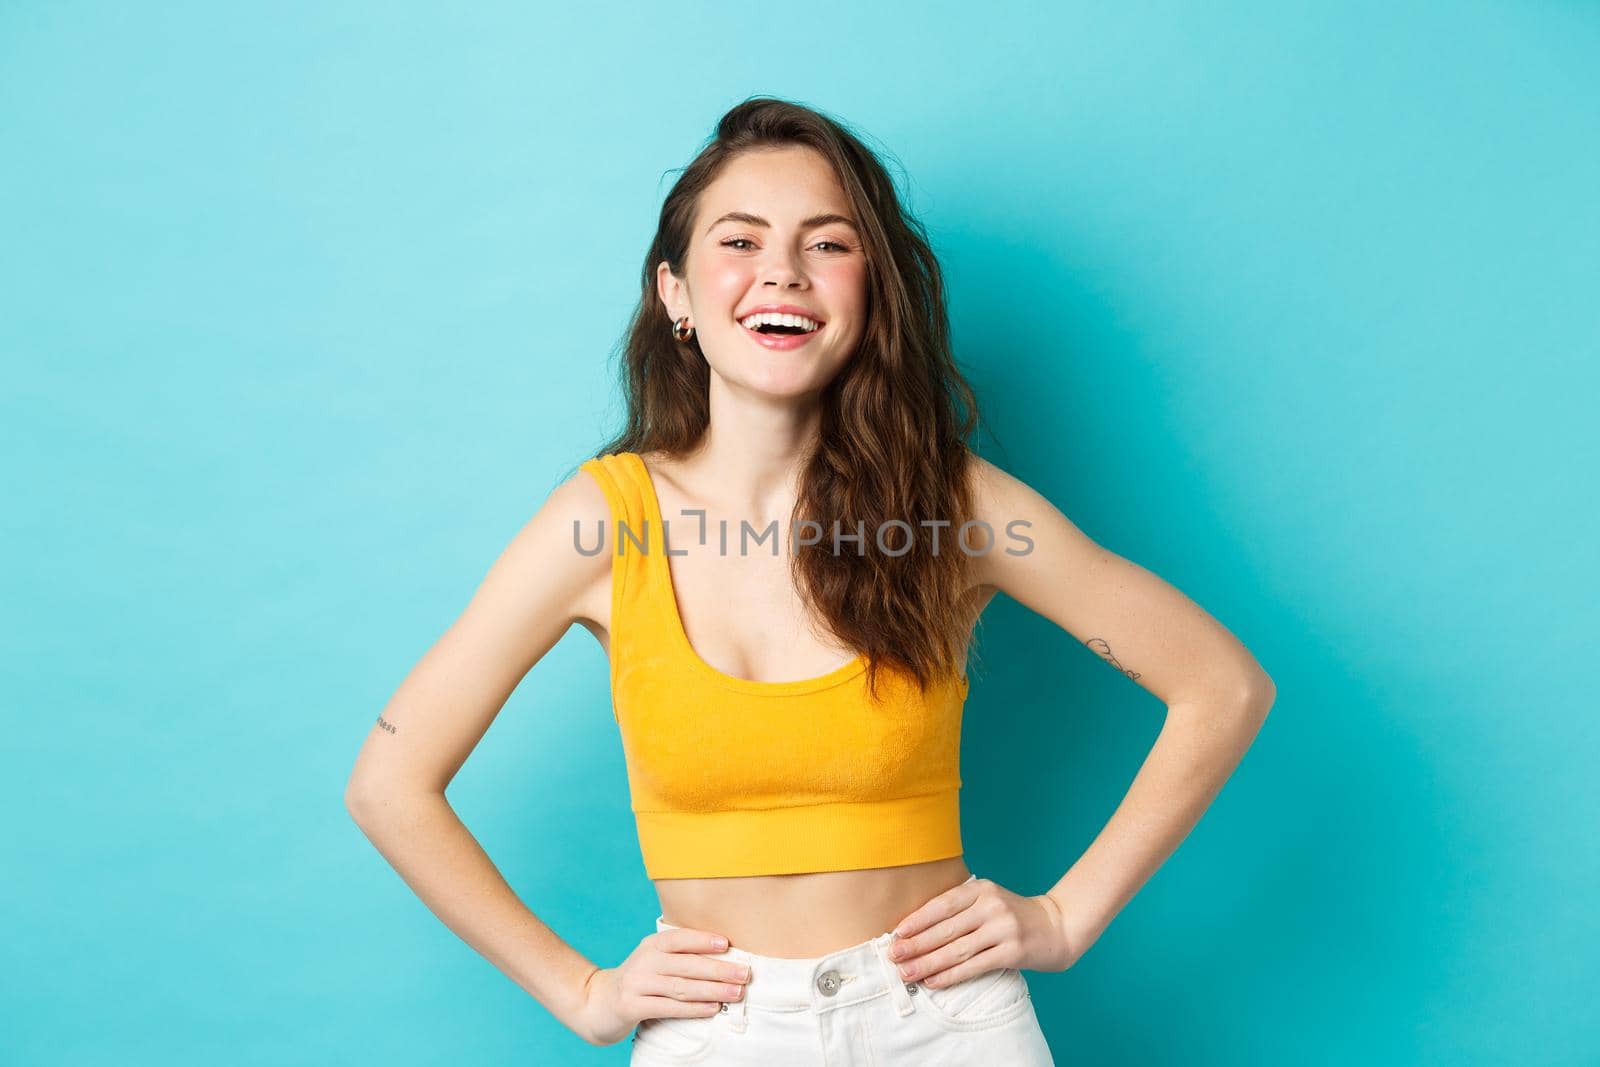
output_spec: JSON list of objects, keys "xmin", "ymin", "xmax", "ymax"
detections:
[{"xmin": 673, "ymin": 316, "xmax": 695, "ymax": 343}]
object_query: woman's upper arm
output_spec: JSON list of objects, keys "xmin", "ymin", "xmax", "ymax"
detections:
[
  {"xmin": 968, "ymin": 456, "xmax": 1274, "ymax": 708},
  {"xmin": 345, "ymin": 467, "xmax": 613, "ymax": 800}
]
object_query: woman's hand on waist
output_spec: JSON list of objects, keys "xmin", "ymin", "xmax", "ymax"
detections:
[
  {"xmin": 572, "ymin": 927, "xmax": 752, "ymax": 1046},
  {"xmin": 886, "ymin": 876, "xmax": 1087, "ymax": 988}
]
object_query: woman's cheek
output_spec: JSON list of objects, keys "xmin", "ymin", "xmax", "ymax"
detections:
[{"xmin": 700, "ymin": 262, "xmax": 754, "ymax": 302}]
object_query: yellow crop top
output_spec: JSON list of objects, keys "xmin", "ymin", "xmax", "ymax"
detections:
[{"xmin": 578, "ymin": 451, "xmax": 969, "ymax": 879}]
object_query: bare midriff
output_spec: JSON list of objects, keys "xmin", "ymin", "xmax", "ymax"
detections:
[{"xmin": 652, "ymin": 855, "xmax": 973, "ymax": 958}]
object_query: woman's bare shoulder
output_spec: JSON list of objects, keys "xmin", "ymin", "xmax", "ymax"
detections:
[{"xmin": 960, "ymin": 449, "xmax": 1028, "ymax": 511}]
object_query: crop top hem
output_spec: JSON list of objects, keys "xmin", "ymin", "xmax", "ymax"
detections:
[{"xmin": 635, "ymin": 789, "xmax": 964, "ymax": 879}]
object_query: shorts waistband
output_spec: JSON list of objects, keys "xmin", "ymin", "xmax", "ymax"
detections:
[{"xmin": 652, "ymin": 873, "xmax": 978, "ymax": 1026}]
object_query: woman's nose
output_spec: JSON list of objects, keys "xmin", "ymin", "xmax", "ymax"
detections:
[{"xmin": 758, "ymin": 250, "xmax": 808, "ymax": 288}]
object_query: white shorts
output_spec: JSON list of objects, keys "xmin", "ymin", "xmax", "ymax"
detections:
[{"xmin": 631, "ymin": 874, "xmax": 1056, "ymax": 1065}]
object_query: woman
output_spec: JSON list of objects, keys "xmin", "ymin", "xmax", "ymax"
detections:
[{"xmin": 345, "ymin": 97, "xmax": 1275, "ymax": 1065}]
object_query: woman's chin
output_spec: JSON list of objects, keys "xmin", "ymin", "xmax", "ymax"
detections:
[{"xmin": 712, "ymin": 364, "xmax": 834, "ymax": 399}]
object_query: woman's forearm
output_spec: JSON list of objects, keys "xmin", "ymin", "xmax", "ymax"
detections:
[
  {"xmin": 346, "ymin": 789, "xmax": 601, "ymax": 1039},
  {"xmin": 1044, "ymin": 688, "xmax": 1275, "ymax": 949}
]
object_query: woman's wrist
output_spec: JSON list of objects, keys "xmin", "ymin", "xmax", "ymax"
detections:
[{"xmin": 1037, "ymin": 889, "xmax": 1107, "ymax": 970}]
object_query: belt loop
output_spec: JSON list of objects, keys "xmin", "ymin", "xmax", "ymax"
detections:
[{"xmin": 876, "ymin": 936, "xmax": 916, "ymax": 1017}]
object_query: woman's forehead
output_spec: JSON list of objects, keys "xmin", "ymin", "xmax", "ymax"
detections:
[{"xmin": 697, "ymin": 148, "xmax": 852, "ymax": 227}]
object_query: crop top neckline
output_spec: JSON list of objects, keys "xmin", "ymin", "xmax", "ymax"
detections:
[{"xmin": 621, "ymin": 450, "xmax": 873, "ymax": 697}]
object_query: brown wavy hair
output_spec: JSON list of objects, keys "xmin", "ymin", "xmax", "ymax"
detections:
[{"xmin": 591, "ymin": 95, "xmax": 983, "ymax": 700}]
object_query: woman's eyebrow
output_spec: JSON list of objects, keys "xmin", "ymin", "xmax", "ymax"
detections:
[{"xmin": 705, "ymin": 211, "xmax": 859, "ymax": 234}]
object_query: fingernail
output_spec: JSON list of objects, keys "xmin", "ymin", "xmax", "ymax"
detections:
[
  {"xmin": 899, "ymin": 965, "xmax": 913, "ymax": 978},
  {"xmin": 713, "ymin": 937, "xmax": 728, "ymax": 950}
]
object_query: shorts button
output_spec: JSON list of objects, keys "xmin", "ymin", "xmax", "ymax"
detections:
[
  {"xmin": 905, "ymin": 982, "xmax": 919, "ymax": 995},
  {"xmin": 816, "ymin": 969, "xmax": 842, "ymax": 996}
]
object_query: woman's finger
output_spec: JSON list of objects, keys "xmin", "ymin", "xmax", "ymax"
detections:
[
  {"xmin": 895, "ymin": 926, "xmax": 993, "ymax": 985},
  {"xmin": 654, "ymin": 927, "xmax": 730, "ymax": 956},
  {"xmin": 635, "ymin": 993, "xmax": 729, "ymax": 1018},
  {"xmin": 892, "ymin": 876, "xmax": 987, "ymax": 939},
  {"xmin": 650, "ymin": 951, "xmax": 752, "ymax": 989},
  {"xmin": 890, "ymin": 904, "xmax": 983, "ymax": 970},
  {"xmin": 912, "ymin": 944, "xmax": 1011, "ymax": 991},
  {"xmin": 641, "ymin": 971, "xmax": 749, "ymax": 1006}
]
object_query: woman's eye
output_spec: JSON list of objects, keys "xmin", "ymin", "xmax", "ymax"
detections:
[{"xmin": 720, "ymin": 237, "xmax": 851, "ymax": 253}]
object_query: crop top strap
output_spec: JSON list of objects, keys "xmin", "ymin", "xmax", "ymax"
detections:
[
  {"xmin": 578, "ymin": 452, "xmax": 668, "ymax": 712},
  {"xmin": 580, "ymin": 451, "xmax": 646, "ymax": 592}
]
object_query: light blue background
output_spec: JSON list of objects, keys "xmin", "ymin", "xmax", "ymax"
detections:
[{"xmin": 3, "ymin": 2, "xmax": 1595, "ymax": 1064}]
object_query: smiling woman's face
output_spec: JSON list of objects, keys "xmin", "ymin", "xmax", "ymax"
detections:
[{"xmin": 658, "ymin": 145, "xmax": 868, "ymax": 399}]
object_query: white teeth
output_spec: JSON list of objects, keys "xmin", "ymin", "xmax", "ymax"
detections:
[{"xmin": 739, "ymin": 311, "xmax": 821, "ymax": 332}]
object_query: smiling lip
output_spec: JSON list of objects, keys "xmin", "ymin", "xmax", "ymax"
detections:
[
  {"xmin": 736, "ymin": 303, "xmax": 826, "ymax": 323},
  {"xmin": 738, "ymin": 303, "xmax": 825, "ymax": 351},
  {"xmin": 744, "ymin": 325, "xmax": 821, "ymax": 350}
]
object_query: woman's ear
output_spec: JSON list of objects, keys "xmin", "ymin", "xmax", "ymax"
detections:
[{"xmin": 656, "ymin": 260, "xmax": 688, "ymax": 320}]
